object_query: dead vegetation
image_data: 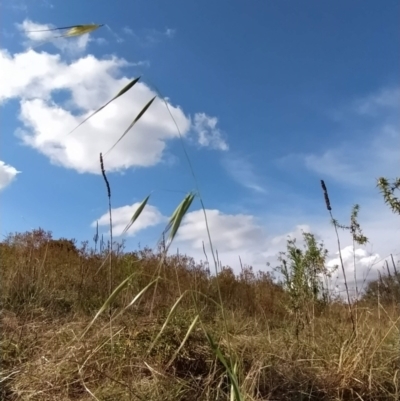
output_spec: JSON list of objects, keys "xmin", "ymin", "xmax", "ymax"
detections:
[{"xmin": 1, "ymin": 228, "xmax": 399, "ymax": 401}]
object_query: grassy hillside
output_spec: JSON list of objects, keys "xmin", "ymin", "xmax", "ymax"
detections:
[{"xmin": 1, "ymin": 228, "xmax": 399, "ymax": 401}]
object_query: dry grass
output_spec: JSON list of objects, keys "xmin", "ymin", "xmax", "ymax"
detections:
[{"xmin": 1, "ymin": 229, "xmax": 399, "ymax": 401}]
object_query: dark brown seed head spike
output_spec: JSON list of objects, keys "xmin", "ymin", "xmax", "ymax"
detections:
[
  {"xmin": 320, "ymin": 180, "xmax": 332, "ymax": 211},
  {"xmin": 100, "ymin": 153, "xmax": 111, "ymax": 199}
]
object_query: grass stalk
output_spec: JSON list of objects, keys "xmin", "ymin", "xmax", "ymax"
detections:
[
  {"xmin": 320, "ymin": 180, "xmax": 356, "ymax": 333},
  {"xmin": 100, "ymin": 153, "xmax": 113, "ymax": 351}
]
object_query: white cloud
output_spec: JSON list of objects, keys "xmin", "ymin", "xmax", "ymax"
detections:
[
  {"xmin": 1, "ymin": 23, "xmax": 226, "ymax": 174},
  {"xmin": 0, "ymin": 161, "xmax": 20, "ymax": 190},
  {"xmin": 192, "ymin": 113, "xmax": 229, "ymax": 151},
  {"xmin": 172, "ymin": 209, "xmax": 269, "ymax": 271},
  {"xmin": 327, "ymin": 246, "xmax": 380, "ymax": 292},
  {"xmin": 17, "ymin": 20, "xmax": 90, "ymax": 54},
  {"xmin": 221, "ymin": 154, "xmax": 265, "ymax": 193},
  {"xmin": 0, "ymin": 47, "xmax": 192, "ymax": 173},
  {"xmin": 94, "ymin": 202, "xmax": 167, "ymax": 237}
]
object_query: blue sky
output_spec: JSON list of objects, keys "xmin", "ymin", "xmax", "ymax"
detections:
[{"xmin": 1, "ymin": 0, "xmax": 399, "ymax": 290}]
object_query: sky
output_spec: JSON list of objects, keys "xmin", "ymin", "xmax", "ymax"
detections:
[{"xmin": 1, "ymin": 0, "xmax": 399, "ymax": 294}]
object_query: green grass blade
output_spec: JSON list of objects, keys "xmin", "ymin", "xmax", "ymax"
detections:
[
  {"xmin": 166, "ymin": 315, "xmax": 199, "ymax": 368},
  {"xmin": 68, "ymin": 77, "xmax": 141, "ymax": 135},
  {"xmin": 205, "ymin": 331, "xmax": 243, "ymax": 401},
  {"xmin": 105, "ymin": 96, "xmax": 156, "ymax": 155},
  {"xmin": 122, "ymin": 195, "xmax": 150, "ymax": 236},
  {"xmin": 163, "ymin": 192, "xmax": 195, "ymax": 249},
  {"xmin": 80, "ymin": 272, "xmax": 136, "ymax": 339},
  {"xmin": 93, "ymin": 278, "xmax": 159, "ymax": 338},
  {"xmin": 230, "ymin": 361, "xmax": 239, "ymax": 401},
  {"xmin": 147, "ymin": 290, "xmax": 188, "ymax": 355},
  {"xmin": 122, "ymin": 278, "xmax": 159, "ymax": 311}
]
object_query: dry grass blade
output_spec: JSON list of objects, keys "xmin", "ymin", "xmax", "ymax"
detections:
[
  {"xmin": 69, "ymin": 77, "xmax": 141, "ymax": 135},
  {"xmin": 205, "ymin": 331, "xmax": 243, "ymax": 401},
  {"xmin": 122, "ymin": 195, "xmax": 151, "ymax": 236},
  {"xmin": 105, "ymin": 96, "xmax": 156, "ymax": 155},
  {"xmin": 79, "ymin": 272, "xmax": 136, "ymax": 339},
  {"xmin": 147, "ymin": 290, "xmax": 189, "ymax": 355},
  {"xmin": 64, "ymin": 24, "xmax": 104, "ymax": 37},
  {"xmin": 80, "ymin": 328, "xmax": 124, "ymax": 370},
  {"xmin": 25, "ymin": 24, "xmax": 104, "ymax": 45},
  {"xmin": 163, "ymin": 192, "xmax": 196, "ymax": 249},
  {"xmin": 166, "ymin": 315, "xmax": 200, "ymax": 368}
]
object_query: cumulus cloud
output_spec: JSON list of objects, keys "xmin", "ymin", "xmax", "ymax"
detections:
[
  {"xmin": 323, "ymin": 244, "xmax": 395, "ymax": 300},
  {"xmin": 0, "ymin": 23, "xmax": 226, "ymax": 174},
  {"xmin": 327, "ymin": 246, "xmax": 380, "ymax": 288},
  {"xmin": 171, "ymin": 208, "xmax": 269, "ymax": 271},
  {"xmin": 0, "ymin": 47, "xmax": 192, "ymax": 173},
  {"xmin": 177, "ymin": 209, "xmax": 267, "ymax": 252},
  {"xmin": 94, "ymin": 202, "xmax": 167, "ymax": 237},
  {"xmin": 192, "ymin": 113, "xmax": 229, "ymax": 151},
  {"xmin": 0, "ymin": 161, "xmax": 20, "ymax": 190}
]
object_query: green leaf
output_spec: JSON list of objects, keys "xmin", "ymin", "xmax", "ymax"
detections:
[
  {"xmin": 68, "ymin": 77, "xmax": 141, "ymax": 135},
  {"xmin": 122, "ymin": 195, "xmax": 151, "ymax": 236},
  {"xmin": 105, "ymin": 96, "xmax": 156, "ymax": 155}
]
